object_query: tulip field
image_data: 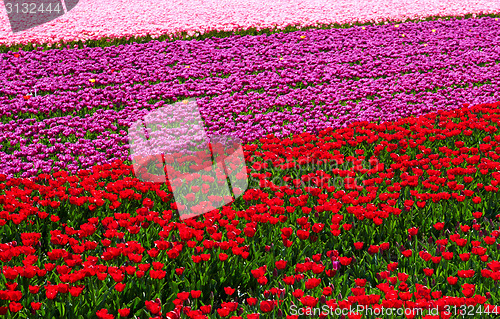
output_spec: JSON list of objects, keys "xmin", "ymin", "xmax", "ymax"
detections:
[{"xmin": 2, "ymin": 1, "xmax": 500, "ymax": 318}]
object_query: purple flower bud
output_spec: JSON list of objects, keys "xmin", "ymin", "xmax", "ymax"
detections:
[{"xmin": 332, "ymin": 261, "xmax": 340, "ymax": 270}]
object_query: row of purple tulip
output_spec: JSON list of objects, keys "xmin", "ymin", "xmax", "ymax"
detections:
[{"xmin": 1, "ymin": 17, "xmax": 499, "ymax": 178}]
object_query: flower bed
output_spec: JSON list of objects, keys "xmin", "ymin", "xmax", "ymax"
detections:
[
  {"xmin": 1, "ymin": 0, "xmax": 500, "ymax": 47},
  {"xmin": 0, "ymin": 101, "xmax": 500, "ymax": 317},
  {"xmin": 3, "ymin": 3, "xmax": 500, "ymax": 317},
  {"xmin": 2, "ymin": 16, "xmax": 500, "ymax": 179}
]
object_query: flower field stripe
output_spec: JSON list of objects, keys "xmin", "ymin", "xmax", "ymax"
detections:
[
  {"xmin": 1, "ymin": 17, "xmax": 500, "ymax": 179},
  {"xmin": 1, "ymin": 101, "xmax": 500, "ymax": 317},
  {"xmin": 1, "ymin": 0, "xmax": 500, "ymax": 47}
]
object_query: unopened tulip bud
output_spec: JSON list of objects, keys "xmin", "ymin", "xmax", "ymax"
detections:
[
  {"xmin": 332, "ymin": 261, "xmax": 340, "ymax": 270},
  {"xmin": 238, "ymin": 308, "xmax": 244, "ymax": 316},
  {"xmin": 320, "ymin": 295, "xmax": 326, "ymax": 304},
  {"xmin": 273, "ymin": 269, "xmax": 278, "ymax": 277},
  {"xmin": 277, "ymin": 309, "xmax": 283, "ymax": 317}
]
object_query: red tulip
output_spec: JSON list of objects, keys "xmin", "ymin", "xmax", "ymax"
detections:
[
  {"xmin": 339, "ymin": 257, "xmax": 352, "ymax": 266},
  {"xmin": 275, "ymin": 260, "xmax": 287, "ymax": 270},
  {"xmin": 259, "ymin": 300, "xmax": 275, "ymax": 313},
  {"xmin": 118, "ymin": 308, "xmax": 130, "ymax": 317}
]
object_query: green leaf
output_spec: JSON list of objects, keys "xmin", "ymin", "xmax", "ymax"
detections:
[{"xmin": 129, "ymin": 296, "xmax": 142, "ymax": 313}]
